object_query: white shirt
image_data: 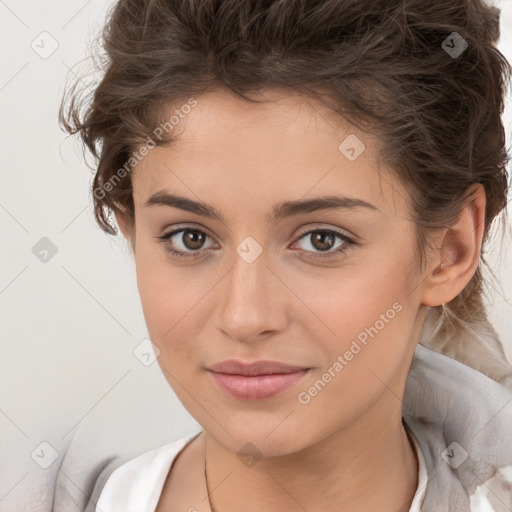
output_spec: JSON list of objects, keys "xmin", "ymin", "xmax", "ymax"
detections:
[{"xmin": 96, "ymin": 428, "xmax": 429, "ymax": 512}]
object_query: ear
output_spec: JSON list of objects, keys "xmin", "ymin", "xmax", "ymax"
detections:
[
  {"xmin": 420, "ymin": 183, "xmax": 486, "ymax": 307},
  {"xmin": 114, "ymin": 210, "xmax": 135, "ymax": 253}
]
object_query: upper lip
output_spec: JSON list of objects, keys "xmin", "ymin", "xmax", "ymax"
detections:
[{"xmin": 207, "ymin": 360, "xmax": 309, "ymax": 376}]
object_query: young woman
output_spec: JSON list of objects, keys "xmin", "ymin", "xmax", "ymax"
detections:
[{"xmin": 57, "ymin": 0, "xmax": 512, "ymax": 511}]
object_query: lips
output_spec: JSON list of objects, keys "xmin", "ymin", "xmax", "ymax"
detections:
[
  {"xmin": 206, "ymin": 359, "xmax": 311, "ymax": 400},
  {"xmin": 207, "ymin": 359, "xmax": 309, "ymax": 376}
]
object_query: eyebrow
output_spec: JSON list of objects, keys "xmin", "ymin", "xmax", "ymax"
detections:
[{"xmin": 144, "ymin": 191, "xmax": 379, "ymax": 224}]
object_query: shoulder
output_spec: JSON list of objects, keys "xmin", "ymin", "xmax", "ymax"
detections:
[
  {"xmin": 91, "ymin": 431, "xmax": 201, "ymax": 512},
  {"xmin": 404, "ymin": 344, "xmax": 512, "ymax": 511},
  {"xmin": 52, "ymin": 427, "xmax": 201, "ymax": 512},
  {"xmin": 470, "ymin": 463, "xmax": 512, "ymax": 511}
]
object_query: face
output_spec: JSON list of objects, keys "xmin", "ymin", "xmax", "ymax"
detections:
[{"xmin": 127, "ymin": 86, "xmax": 428, "ymax": 457}]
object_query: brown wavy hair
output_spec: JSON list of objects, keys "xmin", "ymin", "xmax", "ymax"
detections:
[{"xmin": 59, "ymin": 0, "xmax": 512, "ymax": 383}]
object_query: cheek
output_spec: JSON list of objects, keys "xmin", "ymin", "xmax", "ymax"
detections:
[
  {"xmin": 293, "ymin": 280, "xmax": 413, "ymax": 434},
  {"xmin": 134, "ymin": 249, "xmax": 215, "ymax": 362},
  {"xmin": 291, "ymin": 248, "xmax": 415, "ymax": 377},
  {"xmin": 135, "ymin": 257, "xmax": 169, "ymax": 334},
  {"xmin": 290, "ymin": 253, "xmax": 410, "ymax": 337},
  {"xmin": 135, "ymin": 241, "xmax": 185, "ymax": 324}
]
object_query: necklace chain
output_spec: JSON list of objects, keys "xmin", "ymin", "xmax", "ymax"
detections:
[
  {"xmin": 204, "ymin": 453, "xmax": 217, "ymax": 512},
  {"xmin": 204, "ymin": 434, "xmax": 217, "ymax": 512}
]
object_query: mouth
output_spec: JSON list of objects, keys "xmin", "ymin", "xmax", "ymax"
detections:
[
  {"xmin": 207, "ymin": 359, "xmax": 310, "ymax": 376},
  {"xmin": 206, "ymin": 359, "xmax": 311, "ymax": 401}
]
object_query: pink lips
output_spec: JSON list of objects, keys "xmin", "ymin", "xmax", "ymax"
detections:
[{"xmin": 206, "ymin": 360, "xmax": 310, "ymax": 401}]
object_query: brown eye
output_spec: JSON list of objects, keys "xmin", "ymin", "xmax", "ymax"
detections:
[
  {"xmin": 181, "ymin": 229, "xmax": 206, "ymax": 250},
  {"xmin": 156, "ymin": 227, "xmax": 216, "ymax": 260},
  {"xmin": 293, "ymin": 228, "xmax": 354, "ymax": 258},
  {"xmin": 309, "ymin": 231, "xmax": 336, "ymax": 251}
]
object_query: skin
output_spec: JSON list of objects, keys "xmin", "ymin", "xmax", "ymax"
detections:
[{"xmin": 115, "ymin": 86, "xmax": 486, "ymax": 512}]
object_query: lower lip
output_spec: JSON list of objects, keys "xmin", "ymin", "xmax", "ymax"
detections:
[{"xmin": 207, "ymin": 370, "xmax": 310, "ymax": 401}]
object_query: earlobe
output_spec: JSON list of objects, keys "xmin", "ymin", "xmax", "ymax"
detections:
[{"xmin": 420, "ymin": 183, "xmax": 486, "ymax": 307}]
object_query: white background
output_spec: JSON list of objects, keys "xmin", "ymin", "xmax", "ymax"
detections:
[{"xmin": 1, "ymin": 1, "xmax": 511, "ymax": 510}]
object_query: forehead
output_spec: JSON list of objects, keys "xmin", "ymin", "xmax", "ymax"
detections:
[{"xmin": 131, "ymin": 87, "xmax": 410, "ymax": 220}]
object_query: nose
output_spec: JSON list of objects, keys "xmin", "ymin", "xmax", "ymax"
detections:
[{"xmin": 215, "ymin": 246, "xmax": 288, "ymax": 344}]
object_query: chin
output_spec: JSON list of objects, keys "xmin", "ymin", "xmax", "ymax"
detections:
[{"xmin": 204, "ymin": 414, "xmax": 316, "ymax": 459}]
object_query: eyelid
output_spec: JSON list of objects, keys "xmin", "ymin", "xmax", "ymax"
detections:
[
  {"xmin": 293, "ymin": 224, "xmax": 355, "ymax": 242},
  {"xmin": 157, "ymin": 224, "xmax": 219, "ymax": 248},
  {"xmin": 289, "ymin": 227, "xmax": 355, "ymax": 258},
  {"xmin": 159, "ymin": 222, "xmax": 216, "ymax": 239}
]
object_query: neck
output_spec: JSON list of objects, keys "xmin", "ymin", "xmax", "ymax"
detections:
[{"xmin": 202, "ymin": 391, "xmax": 419, "ymax": 512}]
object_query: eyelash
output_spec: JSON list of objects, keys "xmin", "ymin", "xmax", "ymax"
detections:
[{"xmin": 156, "ymin": 226, "xmax": 355, "ymax": 261}]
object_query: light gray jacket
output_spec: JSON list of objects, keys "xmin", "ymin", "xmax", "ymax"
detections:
[{"xmin": 52, "ymin": 343, "xmax": 512, "ymax": 512}]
